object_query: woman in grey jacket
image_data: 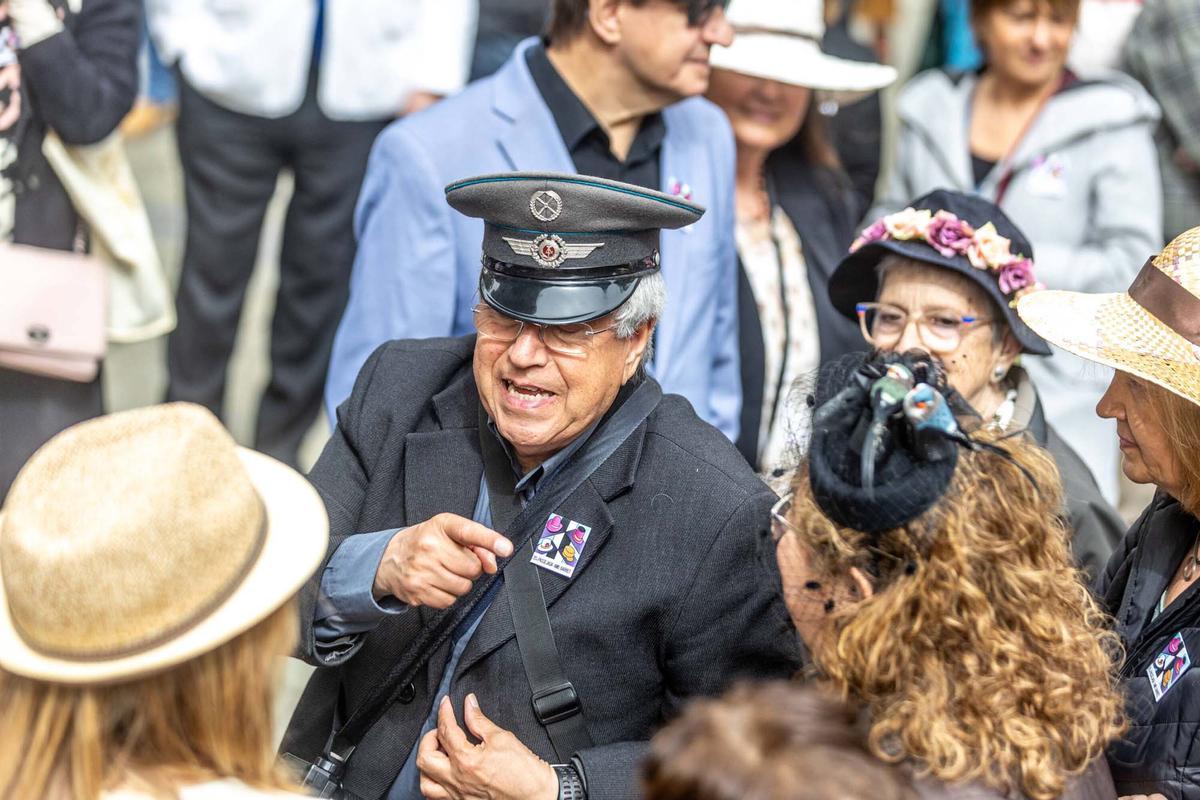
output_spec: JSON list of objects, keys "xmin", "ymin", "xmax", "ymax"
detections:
[{"xmin": 873, "ymin": 0, "xmax": 1161, "ymax": 505}]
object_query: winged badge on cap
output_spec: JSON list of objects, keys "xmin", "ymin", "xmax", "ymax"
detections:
[{"xmin": 503, "ymin": 234, "xmax": 605, "ymax": 269}]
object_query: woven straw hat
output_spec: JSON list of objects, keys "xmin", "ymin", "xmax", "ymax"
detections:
[
  {"xmin": 1017, "ymin": 226, "xmax": 1200, "ymax": 408},
  {"xmin": 0, "ymin": 403, "xmax": 328, "ymax": 684}
]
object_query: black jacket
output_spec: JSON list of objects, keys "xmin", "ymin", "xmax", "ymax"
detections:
[
  {"xmin": 1096, "ymin": 493, "xmax": 1200, "ymax": 799},
  {"xmin": 282, "ymin": 336, "xmax": 801, "ymax": 800},
  {"xmin": 735, "ymin": 155, "xmax": 866, "ymax": 464},
  {"xmin": 9, "ymin": 0, "xmax": 138, "ymax": 250}
]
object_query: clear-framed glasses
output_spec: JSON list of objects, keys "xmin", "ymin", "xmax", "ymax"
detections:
[
  {"xmin": 770, "ymin": 492, "xmax": 796, "ymax": 543},
  {"xmin": 472, "ymin": 304, "xmax": 616, "ymax": 357},
  {"xmin": 855, "ymin": 302, "xmax": 993, "ymax": 354}
]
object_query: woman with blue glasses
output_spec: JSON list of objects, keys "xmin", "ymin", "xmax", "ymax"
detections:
[{"xmin": 826, "ymin": 189, "xmax": 1122, "ymax": 579}]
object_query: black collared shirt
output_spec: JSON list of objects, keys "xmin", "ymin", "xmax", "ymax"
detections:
[{"xmin": 525, "ymin": 43, "xmax": 665, "ymax": 190}]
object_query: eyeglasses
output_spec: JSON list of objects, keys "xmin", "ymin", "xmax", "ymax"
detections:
[
  {"xmin": 472, "ymin": 305, "xmax": 616, "ymax": 357},
  {"xmin": 770, "ymin": 492, "xmax": 796, "ymax": 543},
  {"xmin": 679, "ymin": 0, "xmax": 730, "ymax": 25},
  {"xmin": 855, "ymin": 302, "xmax": 993, "ymax": 354}
]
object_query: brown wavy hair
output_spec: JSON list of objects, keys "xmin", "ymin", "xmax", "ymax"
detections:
[
  {"xmin": 784, "ymin": 434, "xmax": 1125, "ymax": 799},
  {"xmin": 643, "ymin": 682, "xmax": 917, "ymax": 800},
  {"xmin": 0, "ymin": 601, "xmax": 299, "ymax": 799}
]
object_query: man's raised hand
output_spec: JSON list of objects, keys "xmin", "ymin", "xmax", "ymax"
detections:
[{"xmin": 373, "ymin": 513, "xmax": 513, "ymax": 608}]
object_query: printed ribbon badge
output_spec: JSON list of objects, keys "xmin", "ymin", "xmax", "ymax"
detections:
[
  {"xmin": 1147, "ymin": 631, "xmax": 1192, "ymax": 702},
  {"xmin": 531, "ymin": 513, "xmax": 591, "ymax": 579}
]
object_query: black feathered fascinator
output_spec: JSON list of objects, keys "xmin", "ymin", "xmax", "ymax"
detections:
[{"xmin": 806, "ymin": 351, "xmax": 1031, "ymax": 533}]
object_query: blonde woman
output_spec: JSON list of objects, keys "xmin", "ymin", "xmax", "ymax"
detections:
[
  {"xmin": 1019, "ymin": 227, "xmax": 1200, "ymax": 799},
  {"xmin": 771, "ymin": 351, "xmax": 1124, "ymax": 799},
  {"xmin": 0, "ymin": 403, "xmax": 328, "ymax": 799}
]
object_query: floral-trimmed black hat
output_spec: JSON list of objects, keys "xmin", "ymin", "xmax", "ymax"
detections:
[{"xmin": 828, "ymin": 190, "xmax": 1052, "ymax": 356}]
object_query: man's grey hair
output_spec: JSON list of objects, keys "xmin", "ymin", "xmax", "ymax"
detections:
[{"xmin": 612, "ymin": 271, "xmax": 666, "ymax": 368}]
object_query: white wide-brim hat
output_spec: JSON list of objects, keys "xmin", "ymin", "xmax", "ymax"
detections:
[
  {"xmin": 1017, "ymin": 227, "xmax": 1200, "ymax": 410},
  {"xmin": 0, "ymin": 404, "xmax": 329, "ymax": 684},
  {"xmin": 711, "ymin": 32, "xmax": 897, "ymax": 101},
  {"xmin": 710, "ymin": 0, "xmax": 896, "ymax": 103}
]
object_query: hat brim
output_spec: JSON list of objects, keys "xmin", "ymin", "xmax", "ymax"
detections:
[
  {"xmin": 0, "ymin": 448, "xmax": 328, "ymax": 685},
  {"xmin": 828, "ymin": 238, "xmax": 1053, "ymax": 356},
  {"xmin": 710, "ymin": 33, "xmax": 897, "ymax": 104},
  {"xmin": 1018, "ymin": 288, "xmax": 1200, "ymax": 408},
  {"xmin": 480, "ymin": 269, "xmax": 642, "ymax": 325}
]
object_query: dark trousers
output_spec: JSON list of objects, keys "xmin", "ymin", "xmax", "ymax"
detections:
[
  {"xmin": 166, "ymin": 71, "xmax": 386, "ymax": 467},
  {"xmin": 0, "ymin": 367, "xmax": 103, "ymax": 501}
]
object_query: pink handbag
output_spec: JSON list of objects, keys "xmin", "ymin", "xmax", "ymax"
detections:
[{"xmin": 0, "ymin": 241, "xmax": 107, "ymax": 382}]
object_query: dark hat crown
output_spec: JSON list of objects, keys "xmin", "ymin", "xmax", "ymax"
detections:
[
  {"xmin": 807, "ymin": 351, "xmax": 967, "ymax": 533},
  {"xmin": 445, "ymin": 172, "xmax": 705, "ymax": 325}
]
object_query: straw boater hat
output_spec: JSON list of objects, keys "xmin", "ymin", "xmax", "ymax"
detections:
[
  {"xmin": 709, "ymin": 0, "xmax": 897, "ymax": 102},
  {"xmin": 1018, "ymin": 226, "xmax": 1200, "ymax": 409},
  {"xmin": 0, "ymin": 403, "xmax": 328, "ymax": 684}
]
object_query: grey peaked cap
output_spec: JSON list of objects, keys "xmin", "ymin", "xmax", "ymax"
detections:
[{"xmin": 444, "ymin": 172, "xmax": 705, "ymax": 324}]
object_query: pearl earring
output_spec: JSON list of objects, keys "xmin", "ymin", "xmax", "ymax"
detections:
[{"xmin": 992, "ymin": 365, "xmax": 1008, "ymax": 383}]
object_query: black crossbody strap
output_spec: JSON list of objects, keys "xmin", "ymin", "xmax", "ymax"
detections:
[
  {"xmin": 479, "ymin": 380, "xmax": 662, "ymax": 760},
  {"xmin": 321, "ymin": 379, "xmax": 660, "ymax": 768}
]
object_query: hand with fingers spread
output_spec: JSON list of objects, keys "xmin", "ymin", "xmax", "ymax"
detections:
[
  {"xmin": 416, "ymin": 694, "xmax": 558, "ymax": 800},
  {"xmin": 373, "ymin": 513, "xmax": 513, "ymax": 609}
]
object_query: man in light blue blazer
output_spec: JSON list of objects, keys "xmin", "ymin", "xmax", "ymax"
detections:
[{"xmin": 325, "ymin": 0, "xmax": 744, "ymax": 441}]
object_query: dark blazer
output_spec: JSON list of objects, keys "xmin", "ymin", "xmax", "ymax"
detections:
[
  {"xmin": 12, "ymin": 0, "xmax": 138, "ymax": 250},
  {"xmin": 736, "ymin": 154, "xmax": 866, "ymax": 464},
  {"xmin": 283, "ymin": 336, "xmax": 801, "ymax": 800},
  {"xmin": 1095, "ymin": 493, "xmax": 1200, "ymax": 799}
]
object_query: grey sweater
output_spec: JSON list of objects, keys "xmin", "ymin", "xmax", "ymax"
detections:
[{"xmin": 873, "ymin": 68, "xmax": 1162, "ymax": 503}]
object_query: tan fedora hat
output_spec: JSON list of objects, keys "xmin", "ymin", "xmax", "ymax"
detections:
[
  {"xmin": 1017, "ymin": 226, "xmax": 1200, "ymax": 409},
  {"xmin": 0, "ymin": 403, "xmax": 328, "ymax": 684}
]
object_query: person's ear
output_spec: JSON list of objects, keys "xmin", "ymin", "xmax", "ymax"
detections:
[
  {"xmin": 588, "ymin": 0, "xmax": 624, "ymax": 45},
  {"xmin": 621, "ymin": 321, "xmax": 653, "ymax": 383},
  {"xmin": 992, "ymin": 330, "xmax": 1022, "ymax": 380},
  {"xmin": 848, "ymin": 567, "xmax": 875, "ymax": 600}
]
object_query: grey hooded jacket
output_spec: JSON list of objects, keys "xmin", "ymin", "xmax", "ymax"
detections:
[{"xmin": 873, "ymin": 69, "xmax": 1162, "ymax": 503}]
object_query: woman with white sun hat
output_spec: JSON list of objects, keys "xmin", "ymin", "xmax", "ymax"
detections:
[
  {"xmin": 1018, "ymin": 227, "xmax": 1200, "ymax": 799},
  {"xmin": 705, "ymin": 0, "xmax": 897, "ymax": 473},
  {"xmin": 0, "ymin": 403, "xmax": 328, "ymax": 799}
]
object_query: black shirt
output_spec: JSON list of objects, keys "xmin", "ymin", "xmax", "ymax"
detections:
[{"xmin": 524, "ymin": 42, "xmax": 665, "ymax": 190}]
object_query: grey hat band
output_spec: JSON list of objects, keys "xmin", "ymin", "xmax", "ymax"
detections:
[
  {"xmin": 482, "ymin": 225, "xmax": 659, "ymax": 272},
  {"xmin": 482, "ymin": 253, "xmax": 659, "ymax": 282}
]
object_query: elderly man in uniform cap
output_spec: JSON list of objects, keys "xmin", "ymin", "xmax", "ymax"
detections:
[{"xmin": 281, "ymin": 172, "xmax": 799, "ymax": 800}]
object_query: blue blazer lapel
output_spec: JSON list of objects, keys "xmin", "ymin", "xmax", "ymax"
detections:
[
  {"xmin": 493, "ymin": 38, "xmax": 575, "ymax": 172},
  {"xmin": 655, "ymin": 105, "xmax": 697, "ymax": 371}
]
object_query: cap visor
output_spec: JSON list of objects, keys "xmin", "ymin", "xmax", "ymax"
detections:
[
  {"xmin": 480, "ymin": 271, "xmax": 642, "ymax": 325},
  {"xmin": 1019, "ymin": 289, "xmax": 1200, "ymax": 408},
  {"xmin": 0, "ymin": 449, "xmax": 329, "ymax": 684}
]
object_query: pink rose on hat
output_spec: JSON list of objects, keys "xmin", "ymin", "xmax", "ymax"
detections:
[
  {"xmin": 998, "ymin": 258, "xmax": 1037, "ymax": 295},
  {"xmin": 926, "ymin": 210, "xmax": 975, "ymax": 257}
]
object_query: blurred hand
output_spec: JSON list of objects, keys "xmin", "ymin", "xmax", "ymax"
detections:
[
  {"xmin": 417, "ymin": 694, "xmax": 558, "ymax": 800},
  {"xmin": 373, "ymin": 513, "xmax": 512, "ymax": 609},
  {"xmin": 402, "ymin": 90, "xmax": 441, "ymax": 116}
]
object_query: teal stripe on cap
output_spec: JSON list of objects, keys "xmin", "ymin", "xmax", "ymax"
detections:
[{"xmin": 444, "ymin": 175, "xmax": 697, "ymax": 213}]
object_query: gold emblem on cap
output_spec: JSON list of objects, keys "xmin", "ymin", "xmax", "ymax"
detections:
[
  {"xmin": 530, "ymin": 190, "xmax": 563, "ymax": 222},
  {"xmin": 502, "ymin": 235, "xmax": 604, "ymax": 268}
]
